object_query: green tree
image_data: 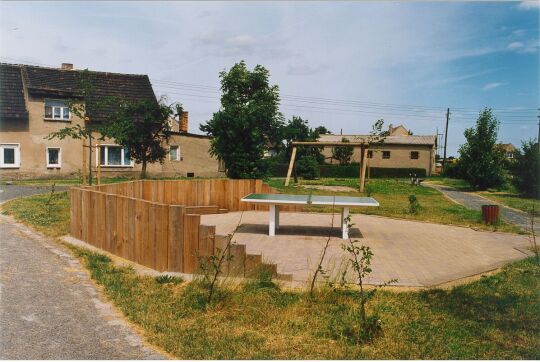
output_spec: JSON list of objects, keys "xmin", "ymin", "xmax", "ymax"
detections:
[
  {"xmin": 200, "ymin": 61, "xmax": 284, "ymax": 179},
  {"xmin": 282, "ymin": 116, "xmax": 330, "ymax": 164},
  {"xmin": 332, "ymin": 137, "xmax": 354, "ymax": 165},
  {"xmin": 458, "ymin": 108, "xmax": 505, "ymax": 190},
  {"xmin": 46, "ymin": 69, "xmax": 99, "ymax": 184},
  {"xmin": 100, "ymin": 98, "xmax": 183, "ymax": 179},
  {"xmin": 511, "ymin": 139, "xmax": 539, "ymax": 198}
]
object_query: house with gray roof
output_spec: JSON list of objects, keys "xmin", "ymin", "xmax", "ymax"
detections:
[{"xmin": 0, "ymin": 62, "xmax": 222, "ymax": 179}]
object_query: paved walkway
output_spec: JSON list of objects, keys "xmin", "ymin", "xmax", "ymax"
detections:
[
  {"xmin": 202, "ymin": 211, "xmax": 531, "ymax": 286},
  {"xmin": 0, "ymin": 213, "xmax": 165, "ymax": 359},
  {"xmin": 425, "ymin": 182, "xmax": 539, "ymax": 234}
]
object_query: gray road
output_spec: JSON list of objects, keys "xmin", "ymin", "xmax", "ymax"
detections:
[
  {"xmin": 0, "ymin": 184, "xmax": 68, "ymax": 202},
  {"xmin": 426, "ymin": 183, "xmax": 539, "ymax": 234},
  {"xmin": 0, "ymin": 186, "xmax": 165, "ymax": 359}
]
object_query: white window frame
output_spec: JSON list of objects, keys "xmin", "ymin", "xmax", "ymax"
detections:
[
  {"xmin": 96, "ymin": 144, "xmax": 134, "ymax": 168},
  {"xmin": 0, "ymin": 143, "xmax": 21, "ymax": 168},
  {"xmin": 169, "ymin": 145, "xmax": 180, "ymax": 161},
  {"xmin": 44, "ymin": 99, "xmax": 70, "ymax": 121},
  {"xmin": 46, "ymin": 147, "xmax": 62, "ymax": 168}
]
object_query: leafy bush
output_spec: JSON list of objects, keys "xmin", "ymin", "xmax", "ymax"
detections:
[{"xmin": 297, "ymin": 156, "xmax": 320, "ymax": 180}]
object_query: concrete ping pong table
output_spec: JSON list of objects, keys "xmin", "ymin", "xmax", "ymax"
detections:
[{"xmin": 241, "ymin": 193, "xmax": 380, "ymax": 239}]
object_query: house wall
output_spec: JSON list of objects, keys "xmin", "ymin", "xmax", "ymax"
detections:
[
  {"xmin": 0, "ymin": 94, "xmax": 86, "ymax": 179},
  {"xmin": 322, "ymin": 144, "xmax": 435, "ymax": 175},
  {"xmin": 90, "ymin": 133, "xmax": 222, "ymax": 178},
  {"xmin": 0, "ymin": 95, "xmax": 223, "ymax": 179}
]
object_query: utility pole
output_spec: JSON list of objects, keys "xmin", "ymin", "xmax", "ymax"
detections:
[{"xmin": 442, "ymin": 108, "xmax": 450, "ymax": 172}]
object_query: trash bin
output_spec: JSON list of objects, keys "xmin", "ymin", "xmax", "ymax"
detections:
[{"xmin": 481, "ymin": 205, "xmax": 499, "ymax": 224}]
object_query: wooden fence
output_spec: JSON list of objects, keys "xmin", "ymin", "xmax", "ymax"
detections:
[
  {"xmin": 89, "ymin": 179, "xmax": 300, "ymax": 212},
  {"xmin": 70, "ymin": 179, "xmax": 294, "ymax": 279}
]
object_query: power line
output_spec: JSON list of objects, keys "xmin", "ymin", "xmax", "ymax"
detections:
[{"xmin": 1, "ymin": 56, "xmax": 537, "ymax": 121}]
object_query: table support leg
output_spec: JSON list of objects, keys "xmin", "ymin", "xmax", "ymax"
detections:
[
  {"xmin": 269, "ymin": 204, "xmax": 276, "ymax": 236},
  {"xmin": 341, "ymin": 207, "xmax": 349, "ymax": 239},
  {"xmin": 275, "ymin": 205, "xmax": 280, "ymax": 230}
]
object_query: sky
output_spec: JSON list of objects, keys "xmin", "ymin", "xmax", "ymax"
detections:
[{"xmin": 0, "ymin": 1, "xmax": 538, "ymax": 156}]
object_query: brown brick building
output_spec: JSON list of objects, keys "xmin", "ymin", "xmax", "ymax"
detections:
[{"xmin": 0, "ymin": 63, "xmax": 223, "ymax": 179}]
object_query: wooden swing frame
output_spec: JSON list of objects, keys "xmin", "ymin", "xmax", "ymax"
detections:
[{"xmin": 285, "ymin": 141, "xmax": 369, "ymax": 192}]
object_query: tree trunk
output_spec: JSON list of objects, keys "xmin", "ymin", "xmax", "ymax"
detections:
[
  {"xmin": 88, "ymin": 135, "xmax": 93, "ymax": 186},
  {"xmin": 141, "ymin": 159, "xmax": 147, "ymax": 179}
]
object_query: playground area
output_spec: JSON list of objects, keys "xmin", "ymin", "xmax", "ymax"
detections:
[{"xmin": 202, "ymin": 210, "xmax": 530, "ymax": 286}]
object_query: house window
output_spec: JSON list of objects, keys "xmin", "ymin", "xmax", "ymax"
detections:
[
  {"xmin": 0, "ymin": 144, "xmax": 20, "ymax": 168},
  {"xmin": 367, "ymin": 150, "xmax": 373, "ymax": 159},
  {"xmin": 410, "ymin": 151, "xmax": 419, "ymax": 160},
  {"xmin": 45, "ymin": 99, "xmax": 70, "ymax": 121},
  {"xmin": 382, "ymin": 151, "xmax": 391, "ymax": 159},
  {"xmin": 169, "ymin": 146, "xmax": 180, "ymax": 161},
  {"xmin": 46, "ymin": 147, "xmax": 61, "ymax": 168},
  {"xmin": 98, "ymin": 145, "xmax": 133, "ymax": 167},
  {"xmin": 506, "ymin": 152, "xmax": 514, "ymax": 159}
]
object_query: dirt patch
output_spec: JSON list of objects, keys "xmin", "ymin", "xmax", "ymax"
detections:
[{"xmin": 301, "ymin": 185, "xmax": 357, "ymax": 192}]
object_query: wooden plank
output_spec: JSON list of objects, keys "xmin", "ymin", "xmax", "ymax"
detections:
[
  {"xmin": 198, "ymin": 224, "xmax": 215, "ymax": 258},
  {"xmin": 146, "ymin": 202, "xmax": 157, "ymax": 269},
  {"xmin": 360, "ymin": 146, "xmax": 368, "ymax": 192},
  {"xmin": 245, "ymin": 254, "xmax": 263, "ymax": 277},
  {"xmin": 105, "ymin": 194, "xmax": 117, "ymax": 253},
  {"xmin": 126, "ymin": 198, "xmax": 136, "ymax": 261},
  {"xmin": 182, "ymin": 214, "xmax": 200, "ymax": 273},
  {"xmin": 164, "ymin": 180, "xmax": 173, "ymax": 205},
  {"xmin": 134, "ymin": 199, "xmax": 145, "ymax": 265},
  {"xmin": 184, "ymin": 205, "xmax": 219, "ymax": 215},
  {"xmin": 96, "ymin": 192, "xmax": 107, "ymax": 249},
  {"xmin": 228, "ymin": 244, "xmax": 246, "ymax": 277},
  {"xmin": 115, "ymin": 196, "xmax": 125, "ymax": 257},
  {"xmin": 285, "ymin": 146, "xmax": 297, "ymax": 186},
  {"xmin": 140, "ymin": 200, "xmax": 150, "ymax": 266},
  {"xmin": 88, "ymin": 191, "xmax": 97, "ymax": 246},
  {"xmin": 157, "ymin": 180, "xmax": 164, "ymax": 203},
  {"xmin": 155, "ymin": 204, "xmax": 169, "ymax": 272},
  {"xmin": 168, "ymin": 205, "xmax": 185, "ymax": 272}
]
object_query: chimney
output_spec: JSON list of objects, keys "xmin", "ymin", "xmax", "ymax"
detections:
[
  {"xmin": 61, "ymin": 63, "xmax": 73, "ymax": 70},
  {"xmin": 180, "ymin": 111, "xmax": 189, "ymax": 133}
]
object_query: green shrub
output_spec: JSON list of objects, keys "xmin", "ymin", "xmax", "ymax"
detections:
[
  {"xmin": 297, "ymin": 156, "xmax": 320, "ymax": 180},
  {"xmin": 155, "ymin": 275, "xmax": 183, "ymax": 285}
]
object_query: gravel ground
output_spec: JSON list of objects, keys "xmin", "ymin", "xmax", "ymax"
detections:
[{"xmin": 0, "ymin": 186, "xmax": 166, "ymax": 359}]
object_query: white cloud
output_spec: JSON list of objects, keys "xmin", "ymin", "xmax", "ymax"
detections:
[
  {"xmin": 507, "ymin": 41, "xmax": 525, "ymax": 50},
  {"xmin": 517, "ymin": 1, "xmax": 540, "ymax": 10},
  {"xmin": 482, "ymin": 82, "xmax": 504, "ymax": 90}
]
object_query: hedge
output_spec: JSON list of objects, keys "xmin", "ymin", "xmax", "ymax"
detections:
[{"xmin": 270, "ymin": 163, "xmax": 426, "ymax": 178}]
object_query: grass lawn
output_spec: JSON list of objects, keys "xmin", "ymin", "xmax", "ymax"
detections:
[
  {"xmin": 67, "ymin": 247, "xmax": 540, "ymax": 359},
  {"xmin": 268, "ymin": 178, "xmax": 521, "ymax": 233},
  {"xmin": 3, "ymin": 189, "xmax": 539, "ymax": 359},
  {"xmin": 427, "ymin": 176, "xmax": 540, "ymax": 216}
]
